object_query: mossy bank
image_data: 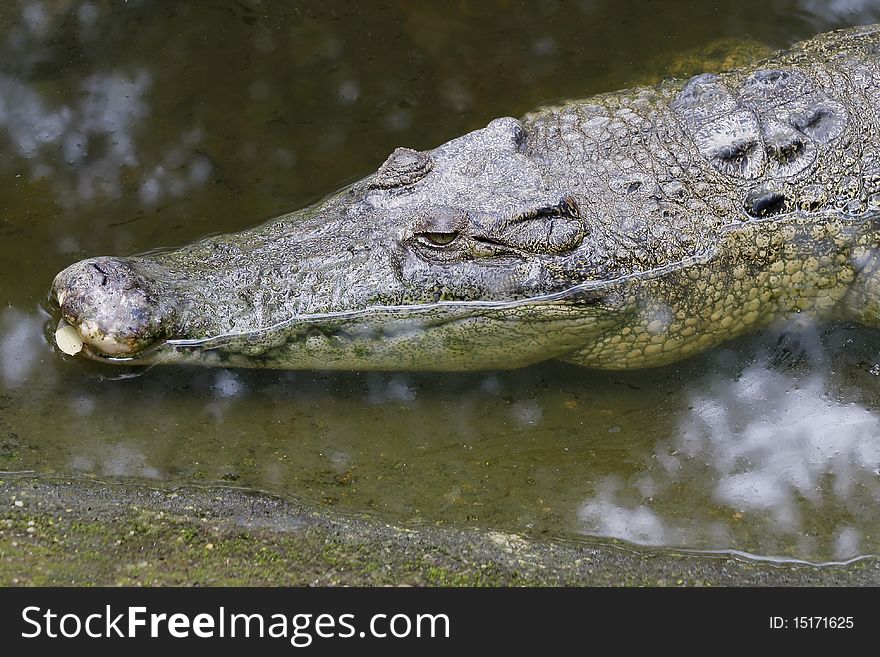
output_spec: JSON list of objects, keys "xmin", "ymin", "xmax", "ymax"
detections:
[{"xmin": 1, "ymin": 476, "xmax": 877, "ymax": 586}]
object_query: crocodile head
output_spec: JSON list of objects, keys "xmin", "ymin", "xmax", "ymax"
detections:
[
  {"xmin": 48, "ymin": 26, "xmax": 879, "ymax": 371},
  {"xmin": 51, "ymin": 117, "xmax": 619, "ymax": 370}
]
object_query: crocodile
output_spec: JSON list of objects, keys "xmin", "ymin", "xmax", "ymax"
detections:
[{"xmin": 49, "ymin": 24, "xmax": 880, "ymax": 371}]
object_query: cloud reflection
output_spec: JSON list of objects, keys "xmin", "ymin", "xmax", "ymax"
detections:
[
  {"xmin": 0, "ymin": 2, "xmax": 215, "ymax": 208},
  {"xmin": 579, "ymin": 362, "xmax": 880, "ymax": 561},
  {"xmin": 69, "ymin": 443, "xmax": 160, "ymax": 479},
  {"xmin": 794, "ymin": 0, "xmax": 880, "ymax": 26},
  {"xmin": 684, "ymin": 368, "xmax": 880, "ymax": 523},
  {"xmin": 0, "ymin": 69, "xmax": 152, "ymax": 204},
  {"xmin": 0, "ymin": 306, "xmax": 50, "ymax": 388}
]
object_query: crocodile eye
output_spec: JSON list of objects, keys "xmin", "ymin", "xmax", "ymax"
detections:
[{"xmin": 417, "ymin": 231, "xmax": 459, "ymax": 247}]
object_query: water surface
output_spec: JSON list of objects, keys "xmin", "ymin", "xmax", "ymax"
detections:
[{"xmin": 3, "ymin": 0, "xmax": 880, "ymax": 563}]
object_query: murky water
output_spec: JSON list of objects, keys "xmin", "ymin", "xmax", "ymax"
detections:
[{"xmin": 3, "ymin": 0, "xmax": 880, "ymax": 563}]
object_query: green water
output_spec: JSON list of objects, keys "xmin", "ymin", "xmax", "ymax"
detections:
[{"xmin": 3, "ymin": 0, "xmax": 880, "ymax": 563}]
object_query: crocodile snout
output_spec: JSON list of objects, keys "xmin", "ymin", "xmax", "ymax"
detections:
[{"xmin": 51, "ymin": 257, "xmax": 177, "ymax": 357}]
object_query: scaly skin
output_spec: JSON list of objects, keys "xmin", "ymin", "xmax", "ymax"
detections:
[{"xmin": 50, "ymin": 25, "xmax": 880, "ymax": 370}]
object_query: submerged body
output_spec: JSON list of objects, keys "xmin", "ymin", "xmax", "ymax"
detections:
[{"xmin": 51, "ymin": 25, "xmax": 880, "ymax": 370}]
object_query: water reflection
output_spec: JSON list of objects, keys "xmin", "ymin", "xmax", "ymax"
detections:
[
  {"xmin": 794, "ymin": 0, "xmax": 880, "ymax": 26},
  {"xmin": 579, "ymin": 355, "xmax": 880, "ymax": 562},
  {"xmin": 0, "ymin": 65, "xmax": 219, "ymax": 208},
  {"xmin": 1, "ymin": 2, "xmax": 153, "ymax": 203},
  {"xmin": 366, "ymin": 374, "xmax": 416, "ymax": 404},
  {"xmin": 688, "ymin": 370, "xmax": 880, "ymax": 517},
  {"xmin": 70, "ymin": 443, "xmax": 160, "ymax": 479},
  {"xmin": 0, "ymin": 306, "xmax": 52, "ymax": 388}
]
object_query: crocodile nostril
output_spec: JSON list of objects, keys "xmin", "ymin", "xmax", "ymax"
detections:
[{"xmin": 91, "ymin": 263, "xmax": 110, "ymax": 286}]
